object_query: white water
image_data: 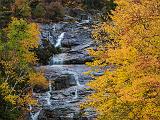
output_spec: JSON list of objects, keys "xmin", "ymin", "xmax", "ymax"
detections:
[
  {"xmin": 63, "ymin": 71, "xmax": 83, "ymax": 99},
  {"xmin": 31, "ymin": 20, "xmax": 94, "ymax": 119},
  {"xmin": 48, "ymin": 31, "xmax": 55, "ymax": 44},
  {"xmin": 50, "ymin": 53, "xmax": 65, "ymax": 65},
  {"xmin": 74, "ymin": 72, "xmax": 81, "ymax": 86},
  {"xmin": 46, "ymin": 80, "xmax": 52, "ymax": 105},
  {"xmin": 63, "ymin": 71, "xmax": 81, "ymax": 86},
  {"xmin": 53, "ymin": 24, "xmax": 56, "ymax": 31},
  {"xmin": 73, "ymin": 88, "xmax": 78, "ymax": 99},
  {"xmin": 79, "ymin": 15, "xmax": 92, "ymax": 25},
  {"xmin": 55, "ymin": 32, "xmax": 65, "ymax": 47},
  {"xmin": 32, "ymin": 110, "xmax": 41, "ymax": 120},
  {"xmin": 29, "ymin": 105, "xmax": 41, "ymax": 120}
]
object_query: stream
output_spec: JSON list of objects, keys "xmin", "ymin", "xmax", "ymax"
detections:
[{"xmin": 29, "ymin": 19, "xmax": 96, "ymax": 120}]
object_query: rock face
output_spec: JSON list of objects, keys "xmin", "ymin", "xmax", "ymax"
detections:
[
  {"xmin": 31, "ymin": 65, "xmax": 96, "ymax": 120},
  {"xmin": 29, "ymin": 19, "xmax": 97, "ymax": 120},
  {"xmin": 54, "ymin": 74, "xmax": 77, "ymax": 90},
  {"xmin": 38, "ymin": 108, "xmax": 90, "ymax": 120},
  {"xmin": 40, "ymin": 20, "xmax": 95, "ymax": 65},
  {"xmin": 33, "ymin": 85, "xmax": 49, "ymax": 93}
]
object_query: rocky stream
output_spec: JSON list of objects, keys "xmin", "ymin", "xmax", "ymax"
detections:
[{"xmin": 29, "ymin": 17, "xmax": 97, "ymax": 120}]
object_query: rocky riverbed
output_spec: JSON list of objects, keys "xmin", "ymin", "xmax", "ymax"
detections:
[{"xmin": 29, "ymin": 18, "xmax": 97, "ymax": 120}]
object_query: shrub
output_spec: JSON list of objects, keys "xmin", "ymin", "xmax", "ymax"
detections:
[
  {"xmin": 34, "ymin": 39, "xmax": 61, "ymax": 65},
  {"xmin": 46, "ymin": 2, "xmax": 64, "ymax": 19},
  {"xmin": 32, "ymin": 3, "xmax": 46, "ymax": 18},
  {"xmin": 14, "ymin": 0, "xmax": 31, "ymax": 18}
]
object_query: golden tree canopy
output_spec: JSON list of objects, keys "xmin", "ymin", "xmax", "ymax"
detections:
[{"xmin": 83, "ymin": 0, "xmax": 160, "ymax": 120}]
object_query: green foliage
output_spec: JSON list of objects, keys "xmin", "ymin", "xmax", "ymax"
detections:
[
  {"xmin": 0, "ymin": 0, "xmax": 14, "ymax": 7},
  {"xmin": 0, "ymin": 0, "xmax": 13, "ymax": 28},
  {"xmin": 83, "ymin": 0, "xmax": 102, "ymax": 9},
  {"xmin": 82, "ymin": 0, "xmax": 117, "ymax": 21},
  {"xmin": 46, "ymin": 2, "xmax": 65, "ymax": 19},
  {"xmin": 100, "ymin": 0, "xmax": 117, "ymax": 21},
  {"xmin": 32, "ymin": 3, "xmax": 46, "ymax": 18},
  {"xmin": 34, "ymin": 39, "xmax": 61, "ymax": 65},
  {"xmin": 83, "ymin": 0, "xmax": 116, "ymax": 10},
  {"xmin": 14, "ymin": 0, "xmax": 31, "ymax": 18},
  {"xmin": 0, "ymin": 18, "xmax": 47, "ymax": 120}
]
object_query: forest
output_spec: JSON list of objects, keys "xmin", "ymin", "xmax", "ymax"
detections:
[{"xmin": 0, "ymin": 0, "xmax": 159, "ymax": 120}]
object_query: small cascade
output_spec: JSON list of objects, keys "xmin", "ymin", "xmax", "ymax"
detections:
[
  {"xmin": 74, "ymin": 72, "xmax": 81, "ymax": 87},
  {"xmin": 72, "ymin": 72, "xmax": 81, "ymax": 99},
  {"xmin": 46, "ymin": 80, "xmax": 52, "ymax": 106},
  {"xmin": 63, "ymin": 71, "xmax": 82, "ymax": 100},
  {"xmin": 74, "ymin": 72, "xmax": 81, "ymax": 99},
  {"xmin": 32, "ymin": 110, "xmax": 41, "ymax": 120},
  {"xmin": 48, "ymin": 31, "xmax": 55, "ymax": 44},
  {"xmin": 55, "ymin": 32, "xmax": 65, "ymax": 47},
  {"xmin": 73, "ymin": 88, "xmax": 78, "ymax": 99},
  {"xmin": 50, "ymin": 32, "xmax": 65, "ymax": 64},
  {"xmin": 64, "ymin": 71, "xmax": 81, "ymax": 87},
  {"xmin": 53, "ymin": 24, "xmax": 56, "ymax": 31},
  {"xmin": 50, "ymin": 54, "xmax": 65, "ymax": 65},
  {"xmin": 29, "ymin": 105, "xmax": 34, "ymax": 120},
  {"xmin": 29, "ymin": 105, "xmax": 41, "ymax": 120}
]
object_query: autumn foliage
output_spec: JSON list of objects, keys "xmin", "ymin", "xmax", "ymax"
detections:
[
  {"xmin": 83, "ymin": 0, "xmax": 160, "ymax": 119},
  {"xmin": 0, "ymin": 18, "xmax": 47, "ymax": 119}
]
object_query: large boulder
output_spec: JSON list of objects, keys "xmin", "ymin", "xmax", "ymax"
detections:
[
  {"xmin": 33, "ymin": 85, "xmax": 49, "ymax": 93},
  {"xmin": 53, "ymin": 74, "xmax": 77, "ymax": 90},
  {"xmin": 51, "ymin": 52, "xmax": 93, "ymax": 65},
  {"xmin": 38, "ymin": 108, "xmax": 90, "ymax": 120}
]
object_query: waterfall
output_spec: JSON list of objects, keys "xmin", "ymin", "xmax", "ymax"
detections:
[
  {"xmin": 32, "ymin": 110, "xmax": 41, "ymax": 120},
  {"xmin": 74, "ymin": 72, "xmax": 81, "ymax": 86},
  {"xmin": 48, "ymin": 31, "xmax": 54, "ymax": 44},
  {"xmin": 33, "ymin": 20, "xmax": 95, "ymax": 119},
  {"xmin": 63, "ymin": 71, "xmax": 82, "ymax": 99},
  {"xmin": 63, "ymin": 71, "xmax": 81, "ymax": 86},
  {"xmin": 29, "ymin": 105, "xmax": 41, "ymax": 120},
  {"xmin": 73, "ymin": 72, "xmax": 80, "ymax": 99},
  {"xmin": 55, "ymin": 32, "xmax": 65, "ymax": 47},
  {"xmin": 50, "ymin": 53, "xmax": 65, "ymax": 65},
  {"xmin": 46, "ymin": 80, "xmax": 52, "ymax": 106},
  {"xmin": 53, "ymin": 24, "xmax": 56, "ymax": 31},
  {"xmin": 73, "ymin": 88, "xmax": 78, "ymax": 99}
]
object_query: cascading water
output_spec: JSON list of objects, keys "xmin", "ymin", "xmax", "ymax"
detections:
[
  {"xmin": 50, "ymin": 53, "xmax": 66, "ymax": 65},
  {"xmin": 55, "ymin": 32, "xmax": 65, "ymax": 48},
  {"xmin": 53, "ymin": 24, "xmax": 56, "ymax": 31},
  {"xmin": 48, "ymin": 31, "xmax": 54, "ymax": 44},
  {"xmin": 31, "ymin": 20, "xmax": 96, "ymax": 120},
  {"xmin": 32, "ymin": 110, "xmax": 41, "ymax": 120},
  {"xmin": 73, "ymin": 88, "xmax": 78, "ymax": 99},
  {"xmin": 63, "ymin": 71, "xmax": 83, "ymax": 100},
  {"xmin": 50, "ymin": 33, "xmax": 65, "ymax": 65},
  {"xmin": 29, "ymin": 105, "xmax": 41, "ymax": 120},
  {"xmin": 46, "ymin": 80, "xmax": 52, "ymax": 106}
]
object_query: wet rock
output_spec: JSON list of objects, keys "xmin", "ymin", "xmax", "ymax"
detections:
[
  {"xmin": 33, "ymin": 85, "xmax": 49, "ymax": 93},
  {"xmin": 51, "ymin": 53, "xmax": 93, "ymax": 65},
  {"xmin": 68, "ymin": 8, "xmax": 85, "ymax": 18},
  {"xmin": 78, "ymin": 89, "xmax": 93, "ymax": 96},
  {"xmin": 63, "ymin": 15, "xmax": 77, "ymax": 22},
  {"xmin": 38, "ymin": 108, "xmax": 92, "ymax": 120},
  {"xmin": 61, "ymin": 39, "xmax": 80, "ymax": 47},
  {"xmin": 38, "ymin": 108, "xmax": 75, "ymax": 120},
  {"xmin": 54, "ymin": 74, "xmax": 77, "ymax": 90},
  {"xmin": 32, "ymin": 19, "xmax": 96, "ymax": 120},
  {"xmin": 51, "ymin": 94, "xmax": 65, "ymax": 100},
  {"xmin": 63, "ymin": 53, "xmax": 93, "ymax": 64}
]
